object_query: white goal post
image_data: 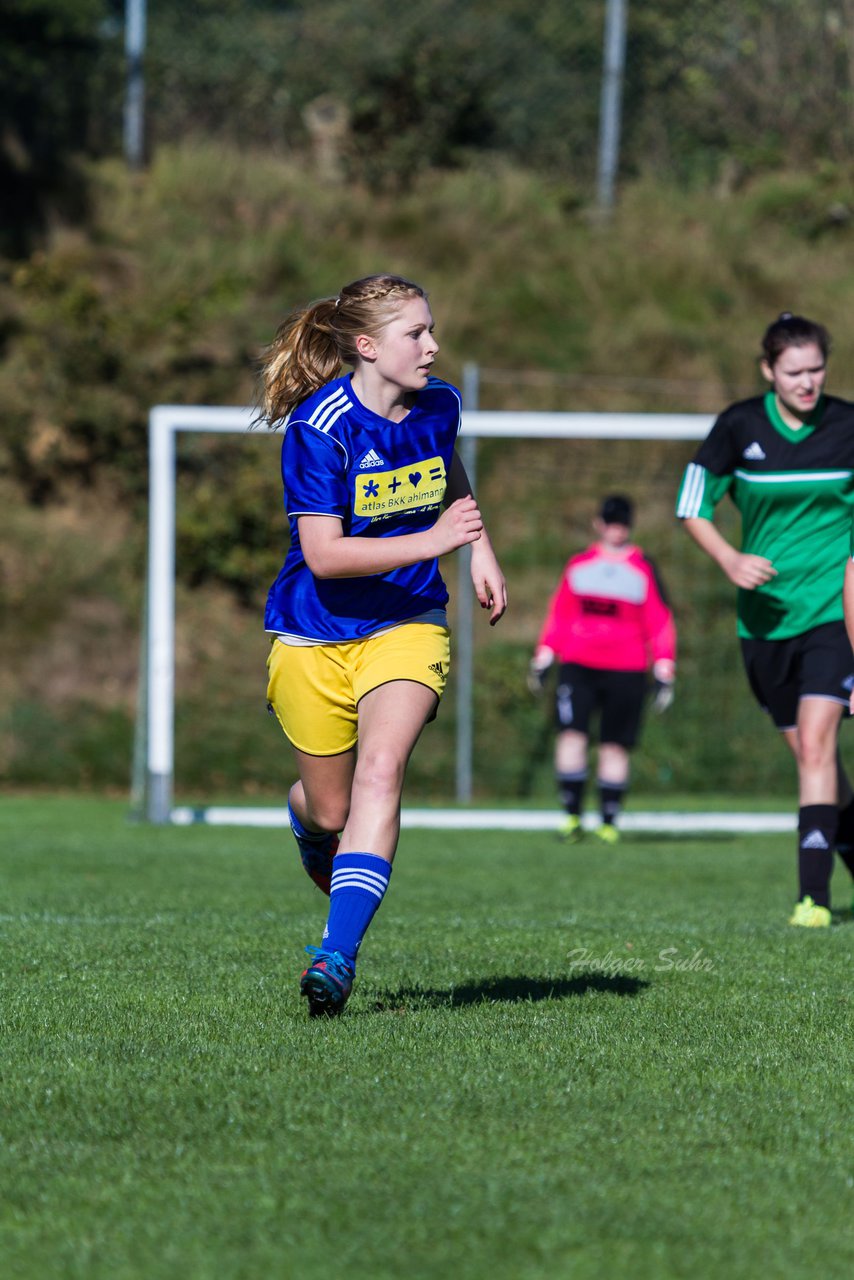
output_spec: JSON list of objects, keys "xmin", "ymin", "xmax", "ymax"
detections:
[{"xmin": 141, "ymin": 404, "xmax": 714, "ymax": 824}]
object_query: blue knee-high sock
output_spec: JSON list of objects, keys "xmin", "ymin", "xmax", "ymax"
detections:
[
  {"xmin": 321, "ymin": 853, "xmax": 392, "ymax": 969},
  {"xmin": 288, "ymin": 796, "xmax": 331, "ymax": 841}
]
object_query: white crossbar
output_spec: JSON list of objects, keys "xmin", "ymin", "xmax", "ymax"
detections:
[{"xmin": 145, "ymin": 406, "xmax": 713, "ymax": 822}]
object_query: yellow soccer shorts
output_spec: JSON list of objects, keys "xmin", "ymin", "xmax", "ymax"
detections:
[{"xmin": 266, "ymin": 622, "xmax": 451, "ymax": 756}]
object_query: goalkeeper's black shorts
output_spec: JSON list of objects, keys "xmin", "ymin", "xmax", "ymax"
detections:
[{"xmin": 554, "ymin": 663, "xmax": 647, "ymax": 747}]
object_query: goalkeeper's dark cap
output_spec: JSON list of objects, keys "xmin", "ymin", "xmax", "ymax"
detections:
[{"xmin": 599, "ymin": 494, "xmax": 634, "ymax": 527}]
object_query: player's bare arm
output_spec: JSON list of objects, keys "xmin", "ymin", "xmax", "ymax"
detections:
[
  {"xmin": 445, "ymin": 450, "xmax": 507, "ymax": 624},
  {"xmin": 298, "ymin": 502, "xmax": 483, "ymax": 579},
  {"xmin": 682, "ymin": 515, "xmax": 777, "ymax": 589}
]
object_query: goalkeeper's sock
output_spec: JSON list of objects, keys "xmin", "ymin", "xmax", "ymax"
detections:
[
  {"xmin": 321, "ymin": 853, "xmax": 392, "ymax": 968},
  {"xmin": 797, "ymin": 804, "xmax": 836, "ymax": 908},
  {"xmin": 557, "ymin": 770, "xmax": 587, "ymax": 817},
  {"xmin": 598, "ymin": 779, "xmax": 628, "ymax": 828}
]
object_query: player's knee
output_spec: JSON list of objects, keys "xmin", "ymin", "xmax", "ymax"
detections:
[
  {"xmin": 797, "ymin": 736, "xmax": 836, "ymax": 772},
  {"xmin": 305, "ymin": 795, "xmax": 350, "ymax": 832},
  {"xmin": 354, "ymin": 750, "xmax": 407, "ymax": 802}
]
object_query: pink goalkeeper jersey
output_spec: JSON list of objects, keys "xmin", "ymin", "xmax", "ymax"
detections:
[{"xmin": 537, "ymin": 543, "xmax": 676, "ymax": 672}]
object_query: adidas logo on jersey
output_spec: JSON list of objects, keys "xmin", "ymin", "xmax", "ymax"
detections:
[
  {"xmin": 358, "ymin": 449, "xmax": 386, "ymax": 469},
  {"xmin": 800, "ymin": 829, "xmax": 829, "ymax": 851},
  {"xmin": 428, "ymin": 662, "xmax": 445, "ymax": 675},
  {"xmin": 742, "ymin": 442, "xmax": 766, "ymax": 460}
]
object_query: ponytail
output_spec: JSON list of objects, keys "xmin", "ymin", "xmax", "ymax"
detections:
[{"xmin": 259, "ymin": 297, "xmax": 341, "ymax": 428}]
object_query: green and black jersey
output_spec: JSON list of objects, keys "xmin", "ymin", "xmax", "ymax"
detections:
[{"xmin": 676, "ymin": 392, "xmax": 854, "ymax": 640}]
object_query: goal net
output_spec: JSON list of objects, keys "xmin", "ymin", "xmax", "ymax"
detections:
[{"xmin": 137, "ymin": 404, "xmax": 797, "ymax": 825}]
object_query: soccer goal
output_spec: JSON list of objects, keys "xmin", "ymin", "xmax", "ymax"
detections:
[{"xmin": 139, "ymin": 401, "xmax": 765, "ymax": 827}]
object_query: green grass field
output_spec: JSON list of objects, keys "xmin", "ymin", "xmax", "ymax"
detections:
[{"xmin": 2, "ymin": 797, "xmax": 853, "ymax": 1280}]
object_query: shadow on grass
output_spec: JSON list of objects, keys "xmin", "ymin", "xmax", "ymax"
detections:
[{"xmin": 369, "ymin": 970, "xmax": 648, "ymax": 1012}]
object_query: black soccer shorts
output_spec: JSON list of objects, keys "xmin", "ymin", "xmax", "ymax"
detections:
[
  {"xmin": 740, "ymin": 619, "xmax": 854, "ymax": 730},
  {"xmin": 554, "ymin": 663, "xmax": 648, "ymax": 748}
]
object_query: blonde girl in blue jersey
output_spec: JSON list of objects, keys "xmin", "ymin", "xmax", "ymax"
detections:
[{"xmin": 259, "ymin": 273, "xmax": 506, "ymax": 1015}]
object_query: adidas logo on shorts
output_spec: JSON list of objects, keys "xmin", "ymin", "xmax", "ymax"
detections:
[
  {"xmin": 801, "ymin": 829, "xmax": 829, "ymax": 851},
  {"xmin": 428, "ymin": 662, "xmax": 445, "ymax": 676},
  {"xmin": 358, "ymin": 449, "xmax": 385, "ymax": 469}
]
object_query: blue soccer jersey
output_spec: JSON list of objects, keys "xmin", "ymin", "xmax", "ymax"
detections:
[{"xmin": 265, "ymin": 374, "xmax": 462, "ymax": 642}]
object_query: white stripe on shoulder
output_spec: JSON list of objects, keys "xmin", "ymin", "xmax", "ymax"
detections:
[
  {"xmin": 309, "ymin": 387, "xmax": 352, "ymax": 432},
  {"xmin": 316, "ymin": 403, "xmax": 351, "ymax": 437}
]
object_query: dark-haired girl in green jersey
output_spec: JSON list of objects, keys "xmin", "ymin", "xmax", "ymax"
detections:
[{"xmin": 677, "ymin": 313, "xmax": 854, "ymax": 927}]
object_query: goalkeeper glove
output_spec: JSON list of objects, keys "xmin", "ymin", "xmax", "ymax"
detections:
[
  {"xmin": 651, "ymin": 659, "xmax": 675, "ymax": 714},
  {"xmin": 652, "ymin": 679, "xmax": 675, "ymax": 713},
  {"xmin": 527, "ymin": 647, "xmax": 554, "ymax": 695}
]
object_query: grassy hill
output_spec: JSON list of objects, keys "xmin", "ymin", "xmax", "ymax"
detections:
[{"xmin": 2, "ymin": 144, "xmax": 854, "ymax": 800}]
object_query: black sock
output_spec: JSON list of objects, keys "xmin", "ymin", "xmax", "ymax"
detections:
[
  {"xmin": 557, "ymin": 771, "xmax": 587, "ymax": 816},
  {"xmin": 798, "ymin": 804, "xmax": 836, "ymax": 908},
  {"xmin": 835, "ymin": 797, "xmax": 854, "ymax": 877},
  {"xmin": 598, "ymin": 780, "xmax": 628, "ymax": 828}
]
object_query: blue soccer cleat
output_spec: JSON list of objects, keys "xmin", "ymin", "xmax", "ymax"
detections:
[
  {"xmin": 300, "ymin": 946, "xmax": 354, "ymax": 1017},
  {"xmin": 288, "ymin": 803, "xmax": 338, "ymax": 895}
]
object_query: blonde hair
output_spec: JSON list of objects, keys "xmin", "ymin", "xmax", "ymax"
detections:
[{"xmin": 258, "ymin": 273, "xmax": 428, "ymax": 427}]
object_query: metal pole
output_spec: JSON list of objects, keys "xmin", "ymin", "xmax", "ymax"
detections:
[
  {"xmin": 129, "ymin": 572, "xmax": 149, "ymax": 820},
  {"xmin": 124, "ymin": 0, "xmax": 147, "ymax": 169},
  {"xmin": 596, "ymin": 0, "xmax": 628, "ymax": 214},
  {"xmin": 146, "ymin": 410, "xmax": 176, "ymax": 822},
  {"xmin": 456, "ymin": 363, "xmax": 480, "ymax": 804}
]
